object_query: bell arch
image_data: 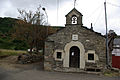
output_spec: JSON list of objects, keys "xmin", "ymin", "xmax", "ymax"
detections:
[{"xmin": 71, "ymin": 15, "xmax": 77, "ymax": 24}]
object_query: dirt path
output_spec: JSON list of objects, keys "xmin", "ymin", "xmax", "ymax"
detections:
[
  {"xmin": 0, "ymin": 56, "xmax": 120, "ymax": 80},
  {"xmin": 0, "ymin": 56, "xmax": 43, "ymax": 71}
]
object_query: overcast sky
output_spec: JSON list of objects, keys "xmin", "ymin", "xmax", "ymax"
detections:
[{"xmin": 0, "ymin": 0, "xmax": 120, "ymax": 35}]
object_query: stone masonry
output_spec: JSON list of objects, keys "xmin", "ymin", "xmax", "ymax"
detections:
[
  {"xmin": 44, "ymin": 25, "xmax": 106, "ymax": 72},
  {"xmin": 44, "ymin": 8, "xmax": 107, "ymax": 72}
]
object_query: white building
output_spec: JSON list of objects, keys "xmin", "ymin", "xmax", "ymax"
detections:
[{"xmin": 112, "ymin": 38, "xmax": 120, "ymax": 56}]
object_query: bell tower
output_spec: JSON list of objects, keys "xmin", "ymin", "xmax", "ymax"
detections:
[{"xmin": 65, "ymin": 8, "xmax": 83, "ymax": 26}]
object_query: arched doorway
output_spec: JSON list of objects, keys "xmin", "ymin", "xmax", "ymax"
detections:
[
  {"xmin": 69, "ymin": 46, "xmax": 80, "ymax": 68},
  {"xmin": 64, "ymin": 41, "xmax": 85, "ymax": 69}
]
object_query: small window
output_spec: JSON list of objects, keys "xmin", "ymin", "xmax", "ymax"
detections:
[
  {"xmin": 88, "ymin": 53, "xmax": 94, "ymax": 60},
  {"xmin": 57, "ymin": 52, "xmax": 62, "ymax": 59}
]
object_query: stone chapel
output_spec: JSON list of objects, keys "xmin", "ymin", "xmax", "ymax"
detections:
[{"xmin": 44, "ymin": 8, "xmax": 109, "ymax": 72}]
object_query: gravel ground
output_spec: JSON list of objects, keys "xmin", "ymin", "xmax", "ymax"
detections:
[{"xmin": 0, "ymin": 56, "xmax": 120, "ymax": 80}]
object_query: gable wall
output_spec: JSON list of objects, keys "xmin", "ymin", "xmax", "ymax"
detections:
[{"xmin": 44, "ymin": 25, "xmax": 106, "ymax": 71}]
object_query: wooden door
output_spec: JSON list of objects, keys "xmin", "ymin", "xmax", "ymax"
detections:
[{"xmin": 69, "ymin": 46, "xmax": 80, "ymax": 68}]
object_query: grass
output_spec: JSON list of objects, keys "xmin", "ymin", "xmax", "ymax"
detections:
[
  {"xmin": 104, "ymin": 70, "xmax": 120, "ymax": 77},
  {"xmin": 0, "ymin": 49, "xmax": 27, "ymax": 56}
]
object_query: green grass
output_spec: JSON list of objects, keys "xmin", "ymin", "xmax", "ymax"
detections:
[
  {"xmin": 0, "ymin": 49, "xmax": 27, "ymax": 56},
  {"xmin": 104, "ymin": 70, "xmax": 120, "ymax": 77}
]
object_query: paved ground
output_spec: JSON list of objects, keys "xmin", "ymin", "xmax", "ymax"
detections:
[{"xmin": 0, "ymin": 56, "xmax": 120, "ymax": 80}]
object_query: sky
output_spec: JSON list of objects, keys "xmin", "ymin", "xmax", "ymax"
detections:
[{"xmin": 0, "ymin": 0, "xmax": 120, "ymax": 35}]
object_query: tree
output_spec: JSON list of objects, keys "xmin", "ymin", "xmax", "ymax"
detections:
[{"xmin": 13, "ymin": 5, "xmax": 48, "ymax": 54}]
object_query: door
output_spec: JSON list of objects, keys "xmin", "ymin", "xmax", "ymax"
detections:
[{"xmin": 69, "ymin": 46, "xmax": 80, "ymax": 68}]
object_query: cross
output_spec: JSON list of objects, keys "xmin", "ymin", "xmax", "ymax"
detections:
[{"xmin": 74, "ymin": 0, "xmax": 76, "ymax": 8}]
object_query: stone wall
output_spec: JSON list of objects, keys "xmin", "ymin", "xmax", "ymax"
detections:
[{"xmin": 44, "ymin": 25, "xmax": 106, "ymax": 72}]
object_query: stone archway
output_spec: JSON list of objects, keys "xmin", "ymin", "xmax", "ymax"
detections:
[{"xmin": 63, "ymin": 41, "xmax": 85, "ymax": 69}]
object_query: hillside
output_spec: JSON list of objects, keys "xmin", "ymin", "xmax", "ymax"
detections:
[
  {"xmin": 0, "ymin": 17, "xmax": 28, "ymax": 50},
  {"xmin": 0, "ymin": 17, "xmax": 17, "ymax": 33},
  {"xmin": 0, "ymin": 17, "xmax": 64, "ymax": 50}
]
